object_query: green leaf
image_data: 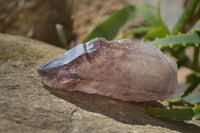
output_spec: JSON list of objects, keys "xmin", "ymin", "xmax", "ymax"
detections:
[
  {"xmin": 192, "ymin": 105, "xmax": 200, "ymax": 120},
  {"xmin": 193, "ymin": 113, "xmax": 200, "ymax": 120},
  {"xmin": 186, "ymin": 72, "xmax": 200, "ymax": 83},
  {"xmin": 136, "ymin": 2, "xmax": 159, "ymax": 27},
  {"xmin": 126, "ymin": 1, "xmax": 169, "ymax": 41},
  {"xmin": 195, "ymin": 6, "xmax": 200, "ymax": 21},
  {"xmin": 190, "ymin": 20, "xmax": 200, "ymax": 71},
  {"xmin": 192, "ymin": 71, "xmax": 200, "ymax": 78},
  {"xmin": 167, "ymin": 97, "xmax": 183, "ymax": 105},
  {"xmin": 149, "ymin": 105, "xmax": 200, "ymax": 120},
  {"xmin": 191, "ymin": 19, "xmax": 200, "ymax": 32},
  {"xmin": 171, "ymin": 0, "xmax": 199, "ymax": 35},
  {"xmin": 183, "ymin": 72, "xmax": 200, "ymax": 96},
  {"xmin": 157, "ymin": 0, "xmax": 164, "ymax": 27},
  {"xmin": 183, "ymin": 82, "xmax": 200, "ymax": 97},
  {"xmin": 183, "ymin": 92, "xmax": 200, "ymax": 105},
  {"xmin": 149, "ymin": 108, "xmax": 194, "ymax": 120},
  {"xmin": 143, "ymin": 26, "xmax": 169, "ymax": 41},
  {"xmin": 151, "ymin": 32, "xmax": 200, "ymax": 50},
  {"xmin": 123, "ymin": 27, "xmax": 153, "ymax": 38},
  {"xmin": 193, "ymin": 47, "xmax": 200, "ymax": 70},
  {"xmin": 193, "ymin": 105, "xmax": 200, "ymax": 114},
  {"xmin": 84, "ymin": 5, "xmax": 136, "ymax": 42},
  {"xmin": 55, "ymin": 24, "xmax": 68, "ymax": 49},
  {"xmin": 170, "ymin": 47, "xmax": 191, "ymax": 68}
]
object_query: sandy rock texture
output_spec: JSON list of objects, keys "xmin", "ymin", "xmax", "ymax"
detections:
[{"xmin": 0, "ymin": 33, "xmax": 200, "ymax": 133}]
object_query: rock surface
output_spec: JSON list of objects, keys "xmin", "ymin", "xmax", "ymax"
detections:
[{"xmin": 0, "ymin": 33, "xmax": 200, "ymax": 133}]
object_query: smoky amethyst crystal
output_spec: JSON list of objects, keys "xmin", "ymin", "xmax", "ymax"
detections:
[{"xmin": 38, "ymin": 38, "xmax": 182, "ymax": 102}]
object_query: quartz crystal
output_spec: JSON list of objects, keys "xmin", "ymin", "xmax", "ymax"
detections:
[{"xmin": 38, "ymin": 38, "xmax": 182, "ymax": 102}]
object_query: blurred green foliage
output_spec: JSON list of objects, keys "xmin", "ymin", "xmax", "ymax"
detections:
[{"xmin": 84, "ymin": 5, "xmax": 136, "ymax": 42}]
